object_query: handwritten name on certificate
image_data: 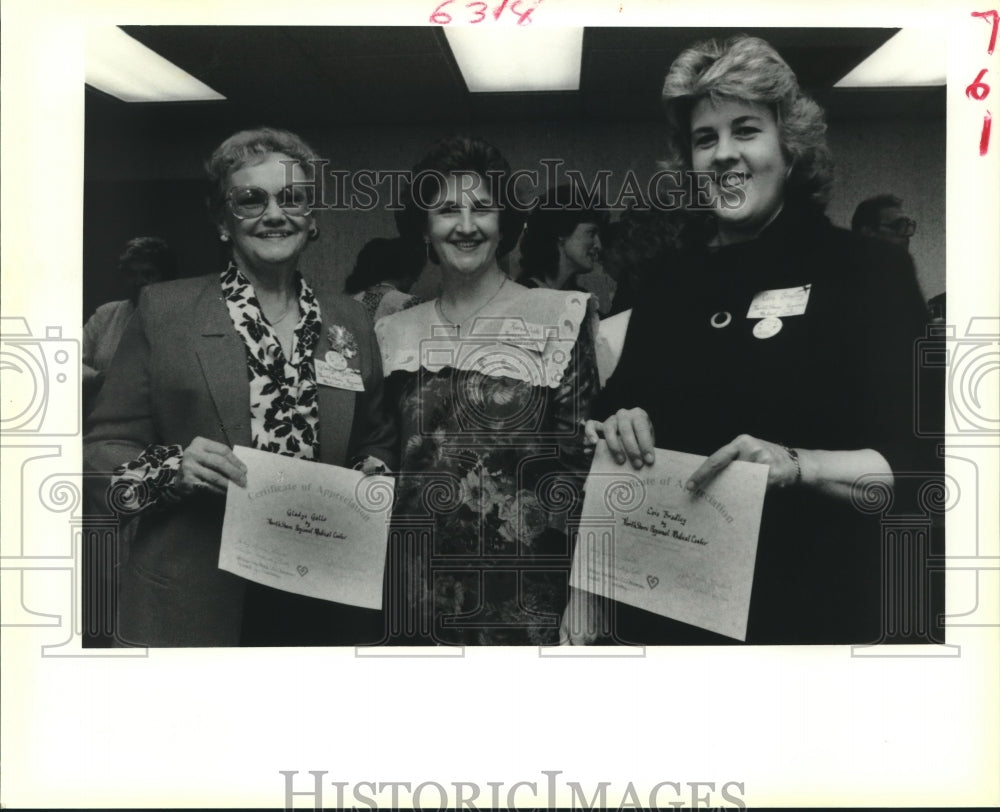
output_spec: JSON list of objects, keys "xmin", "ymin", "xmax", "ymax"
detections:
[
  {"xmin": 218, "ymin": 446, "xmax": 394, "ymax": 609},
  {"xmin": 572, "ymin": 442, "xmax": 767, "ymax": 640}
]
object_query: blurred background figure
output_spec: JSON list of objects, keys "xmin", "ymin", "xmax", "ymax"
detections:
[
  {"xmin": 602, "ymin": 205, "xmax": 692, "ymax": 315},
  {"xmin": 851, "ymin": 193, "xmax": 917, "ymax": 251},
  {"xmin": 927, "ymin": 291, "xmax": 946, "ymax": 324},
  {"xmin": 82, "ymin": 236, "xmax": 176, "ymax": 412},
  {"xmin": 518, "ymin": 184, "xmax": 615, "ymax": 314},
  {"xmin": 344, "ymin": 236, "xmax": 425, "ymax": 322},
  {"xmin": 852, "ymin": 193, "xmax": 943, "ymax": 318}
]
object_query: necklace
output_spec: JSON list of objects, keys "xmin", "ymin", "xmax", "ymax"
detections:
[
  {"xmin": 436, "ymin": 275, "xmax": 507, "ymax": 326},
  {"xmin": 266, "ymin": 301, "xmax": 298, "ymax": 327}
]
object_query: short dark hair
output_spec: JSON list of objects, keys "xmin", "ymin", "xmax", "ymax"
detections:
[
  {"xmin": 660, "ymin": 35, "xmax": 834, "ymax": 209},
  {"xmin": 851, "ymin": 194, "xmax": 903, "ymax": 232},
  {"xmin": 344, "ymin": 237, "xmax": 425, "ymax": 295},
  {"xmin": 117, "ymin": 236, "xmax": 176, "ymax": 281},
  {"xmin": 519, "ymin": 184, "xmax": 609, "ymax": 278},
  {"xmin": 205, "ymin": 127, "xmax": 320, "ymax": 223},
  {"xmin": 395, "ymin": 134, "xmax": 524, "ymax": 260}
]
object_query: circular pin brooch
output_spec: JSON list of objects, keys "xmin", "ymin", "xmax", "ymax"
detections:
[{"xmin": 752, "ymin": 316, "xmax": 783, "ymax": 339}]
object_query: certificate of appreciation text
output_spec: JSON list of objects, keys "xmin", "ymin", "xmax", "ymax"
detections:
[
  {"xmin": 572, "ymin": 442, "xmax": 768, "ymax": 640},
  {"xmin": 219, "ymin": 446, "xmax": 394, "ymax": 609}
]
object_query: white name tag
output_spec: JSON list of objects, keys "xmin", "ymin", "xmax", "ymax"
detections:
[
  {"xmin": 746, "ymin": 285, "xmax": 812, "ymax": 319},
  {"xmin": 315, "ymin": 358, "xmax": 364, "ymax": 392}
]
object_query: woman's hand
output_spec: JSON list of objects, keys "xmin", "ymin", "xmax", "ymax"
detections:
[
  {"xmin": 174, "ymin": 437, "xmax": 247, "ymax": 497},
  {"xmin": 353, "ymin": 455, "xmax": 391, "ymax": 476},
  {"xmin": 679, "ymin": 435, "xmax": 895, "ymax": 503},
  {"xmin": 686, "ymin": 434, "xmax": 799, "ymax": 492},
  {"xmin": 584, "ymin": 408, "xmax": 656, "ymax": 469}
]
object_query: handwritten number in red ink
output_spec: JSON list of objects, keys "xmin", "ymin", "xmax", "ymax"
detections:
[
  {"xmin": 492, "ymin": 0, "xmax": 510, "ymax": 20},
  {"xmin": 430, "ymin": 0, "xmax": 454, "ymax": 24},
  {"xmin": 466, "ymin": 1, "xmax": 488, "ymax": 23},
  {"xmin": 981, "ymin": 110, "xmax": 993, "ymax": 155},
  {"xmin": 972, "ymin": 10, "xmax": 999, "ymax": 54},
  {"xmin": 966, "ymin": 68, "xmax": 991, "ymax": 100},
  {"xmin": 510, "ymin": 0, "xmax": 542, "ymax": 25}
]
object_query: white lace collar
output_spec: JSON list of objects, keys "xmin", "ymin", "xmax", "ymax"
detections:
[{"xmin": 375, "ymin": 288, "xmax": 593, "ymax": 388}]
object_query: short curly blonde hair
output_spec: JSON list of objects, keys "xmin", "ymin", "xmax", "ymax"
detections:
[{"xmin": 661, "ymin": 35, "xmax": 833, "ymax": 208}]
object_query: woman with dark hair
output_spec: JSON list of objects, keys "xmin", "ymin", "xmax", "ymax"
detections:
[
  {"xmin": 519, "ymin": 184, "xmax": 607, "ymax": 292},
  {"xmin": 84, "ymin": 127, "xmax": 396, "ymax": 646},
  {"xmin": 377, "ymin": 135, "xmax": 601, "ymax": 645},
  {"xmin": 345, "ymin": 236, "xmax": 425, "ymax": 322},
  {"xmin": 586, "ymin": 36, "xmax": 937, "ymax": 644}
]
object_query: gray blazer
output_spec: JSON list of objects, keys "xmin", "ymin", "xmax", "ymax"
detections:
[{"xmin": 84, "ymin": 273, "xmax": 397, "ymax": 646}]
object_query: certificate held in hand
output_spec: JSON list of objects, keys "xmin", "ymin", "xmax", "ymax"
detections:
[
  {"xmin": 572, "ymin": 441, "xmax": 768, "ymax": 640},
  {"xmin": 219, "ymin": 446, "xmax": 394, "ymax": 610}
]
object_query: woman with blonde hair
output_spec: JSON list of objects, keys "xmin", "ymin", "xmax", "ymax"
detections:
[
  {"xmin": 85, "ymin": 127, "xmax": 395, "ymax": 646},
  {"xmin": 588, "ymin": 36, "xmax": 937, "ymax": 644}
]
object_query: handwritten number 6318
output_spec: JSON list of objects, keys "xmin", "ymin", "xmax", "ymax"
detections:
[{"xmin": 430, "ymin": 0, "xmax": 542, "ymax": 26}]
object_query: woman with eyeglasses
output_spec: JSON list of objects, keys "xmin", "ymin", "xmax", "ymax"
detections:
[
  {"xmin": 84, "ymin": 128, "xmax": 396, "ymax": 647},
  {"xmin": 587, "ymin": 37, "xmax": 939, "ymax": 645}
]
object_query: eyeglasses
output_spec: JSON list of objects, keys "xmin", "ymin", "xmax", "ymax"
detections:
[
  {"xmin": 878, "ymin": 217, "xmax": 917, "ymax": 237},
  {"xmin": 225, "ymin": 185, "xmax": 315, "ymax": 219}
]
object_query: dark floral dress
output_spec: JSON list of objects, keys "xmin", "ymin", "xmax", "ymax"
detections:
[{"xmin": 376, "ymin": 288, "xmax": 599, "ymax": 644}]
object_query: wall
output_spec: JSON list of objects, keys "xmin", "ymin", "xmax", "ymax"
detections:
[{"xmin": 84, "ymin": 113, "xmax": 946, "ymax": 315}]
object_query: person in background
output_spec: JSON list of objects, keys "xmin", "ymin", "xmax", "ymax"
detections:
[
  {"xmin": 851, "ymin": 193, "xmax": 917, "ymax": 251},
  {"xmin": 84, "ymin": 127, "xmax": 396, "ymax": 647},
  {"xmin": 602, "ymin": 205, "xmax": 692, "ymax": 315},
  {"xmin": 376, "ymin": 136, "xmax": 601, "ymax": 645},
  {"xmin": 344, "ymin": 236, "xmax": 425, "ymax": 322},
  {"xmin": 83, "ymin": 237, "xmax": 176, "ymax": 410},
  {"xmin": 518, "ymin": 184, "xmax": 615, "ymax": 314},
  {"xmin": 853, "ymin": 194, "xmax": 939, "ymax": 321},
  {"xmin": 927, "ymin": 291, "xmax": 946, "ymax": 324},
  {"xmin": 588, "ymin": 36, "xmax": 939, "ymax": 645}
]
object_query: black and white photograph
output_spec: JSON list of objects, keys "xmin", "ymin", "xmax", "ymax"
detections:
[{"xmin": 2, "ymin": 0, "xmax": 997, "ymax": 808}]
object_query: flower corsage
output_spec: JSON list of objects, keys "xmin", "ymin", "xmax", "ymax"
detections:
[{"xmin": 325, "ymin": 324, "xmax": 359, "ymax": 370}]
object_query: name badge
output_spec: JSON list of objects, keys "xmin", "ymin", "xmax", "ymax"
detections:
[
  {"xmin": 746, "ymin": 284, "xmax": 812, "ymax": 319},
  {"xmin": 316, "ymin": 354, "xmax": 365, "ymax": 392}
]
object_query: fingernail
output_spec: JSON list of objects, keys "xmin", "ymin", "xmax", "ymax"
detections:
[
  {"xmin": 644, "ymin": 453, "xmax": 655, "ymax": 464},
  {"xmin": 685, "ymin": 480, "xmax": 695, "ymax": 491},
  {"xmin": 615, "ymin": 454, "xmax": 625, "ymax": 465},
  {"xmin": 632, "ymin": 459, "xmax": 644, "ymax": 469}
]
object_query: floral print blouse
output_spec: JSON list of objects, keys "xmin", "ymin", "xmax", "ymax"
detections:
[
  {"xmin": 375, "ymin": 287, "xmax": 600, "ymax": 644},
  {"xmin": 110, "ymin": 263, "xmax": 321, "ymax": 512}
]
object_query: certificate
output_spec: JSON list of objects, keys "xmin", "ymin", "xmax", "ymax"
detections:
[
  {"xmin": 572, "ymin": 441, "xmax": 768, "ymax": 640},
  {"xmin": 218, "ymin": 446, "xmax": 394, "ymax": 609}
]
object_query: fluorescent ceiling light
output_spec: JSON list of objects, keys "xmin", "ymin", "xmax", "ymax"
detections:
[
  {"xmin": 85, "ymin": 26, "xmax": 225, "ymax": 102},
  {"xmin": 835, "ymin": 28, "xmax": 946, "ymax": 88},
  {"xmin": 444, "ymin": 28, "xmax": 582, "ymax": 92}
]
